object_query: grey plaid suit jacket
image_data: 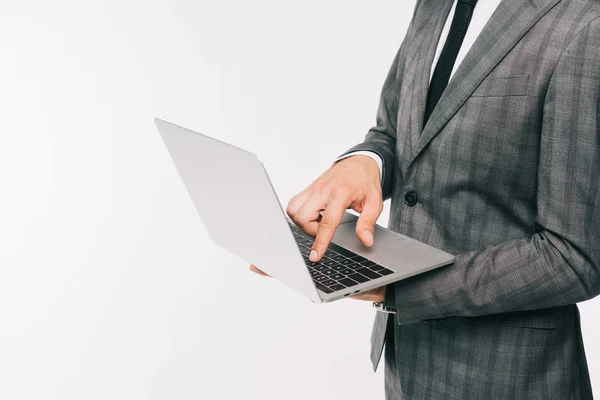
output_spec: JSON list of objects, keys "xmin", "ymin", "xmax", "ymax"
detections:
[{"xmin": 341, "ymin": 0, "xmax": 600, "ymax": 398}]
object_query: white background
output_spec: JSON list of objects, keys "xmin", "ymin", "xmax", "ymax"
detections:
[{"xmin": 0, "ymin": 1, "xmax": 598, "ymax": 399}]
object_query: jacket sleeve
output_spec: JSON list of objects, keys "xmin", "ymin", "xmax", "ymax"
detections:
[
  {"xmin": 339, "ymin": 48, "xmax": 400, "ymax": 201},
  {"xmin": 389, "ymin": 17, "xmax": 600, "ymax": 324},
  {"xmin": 337, "ymin": 2, "xmax": 422, "ymax": 201}
]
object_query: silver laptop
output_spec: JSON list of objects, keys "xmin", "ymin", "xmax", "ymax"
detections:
[{"xmin": 155, "ymin": 118, "xmax": 454, "ymax": 303}]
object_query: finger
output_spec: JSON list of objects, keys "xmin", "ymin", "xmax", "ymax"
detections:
[
  {"xmin": 310, "ymin": 193, "xmax": 349, "ymax": 262},
  {"xmin": 249, "ymin": 265, "xmax": 270, "ymax": 277},
  {"xmin": 286, "ymin": 189, "xmax": 312, "ymax": 220},
  {"xmin": 349, "ymin": 286, "xmax": 386, "ymax": 301},
  {"xmin": 349, "ymin": 292, "xmax": 381, "ymax": 301},
  {"xmin": 355, "ymin": 195, "xmax": 383, "ymax": 247},
  {"xmin": 293, "ymin": 193, "xmax": 327, "ymax": 237}
]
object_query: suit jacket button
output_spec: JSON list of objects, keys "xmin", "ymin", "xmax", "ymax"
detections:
[{"xmin": 404, "ymin": 191, "xmax": 418, "ymax": 207}]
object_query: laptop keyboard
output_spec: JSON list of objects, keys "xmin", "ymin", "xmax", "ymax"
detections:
[{"xmin": 289, "ymin": 223, "xmax": 394, "ymax": 294}]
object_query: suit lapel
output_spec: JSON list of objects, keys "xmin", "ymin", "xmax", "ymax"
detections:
[
  {"xmin": 409, "ymin": 0, "xmax": 561, "ymax": 164},
  {"xmin": 407, "ymin": 0, "xmax": 455, "ymax": 157}
]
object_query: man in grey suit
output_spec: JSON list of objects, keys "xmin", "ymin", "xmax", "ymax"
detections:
[{"xmin": 252, "ymin": 0, "xmax": 600, "ymax": 398}]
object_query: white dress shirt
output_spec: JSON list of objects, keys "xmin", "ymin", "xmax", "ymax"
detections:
[{"xmin": 338, "ymin": 0, "xmax": 503, "ymax": 179}]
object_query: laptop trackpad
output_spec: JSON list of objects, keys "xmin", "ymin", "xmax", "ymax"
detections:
[{"xmin": 331, "ymin": 213, "xmax": 417, "ymax": 268}]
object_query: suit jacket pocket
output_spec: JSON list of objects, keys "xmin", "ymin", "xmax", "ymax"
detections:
[
  {"xmin": 463, "ymin": 305, "xmax": 574, "ymax": 330},
  {"xmin": 471, "ymin": 74, "xmax": 530, "ymax": 97}
]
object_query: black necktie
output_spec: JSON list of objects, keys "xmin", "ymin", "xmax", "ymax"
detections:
[{"xmin": 424, "ymin": 0, "xmax": 479, "ymax": 125}]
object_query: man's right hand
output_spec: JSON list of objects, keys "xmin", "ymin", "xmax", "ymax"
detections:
[
  {"xmin": 249, "ymin": 154, "xmax": 383, "ymax": 276},
  {"xmin": 287, "ymin": 155, "xmax": 383, "ymax": 262}
]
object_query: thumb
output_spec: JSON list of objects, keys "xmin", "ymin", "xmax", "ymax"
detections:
[{"xmin": 356, "ymin": 197, "xmax": 382, "ymax": 247}]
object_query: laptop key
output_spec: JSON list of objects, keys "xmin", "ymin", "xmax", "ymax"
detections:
[
  {"xmin": 338, "ymin": 259, "xmax": 354, "ymax": 266},
  {"xmin": 330, "ymin": 284, "xmax": 346, "ymax": 291},
  {"xmin": 349, "ymin": 255, "xmax": 369, "ymax": 263},
  {"xmin": 356, "ymin": 268, "xmax": 381, "ymax": 279},
  {"xmin": 321, "ymin": 269, "xmax": 335, "ymax": 276},
  {"xmin": 338, "ymin": 277, "xmax": 358, "ymax": 287},
  {"xmin": 328, "ymin": 243, "xmax": 355, "ymax": 258},
  {"xmin": 314, "ymin": 275, "xmax": 328, "ymax": 282},
  {"xmin": 321, "ymin": 279, "xmax": 336, "ymax": 286},
  {"xmin": 332, "ymin": 255, "xmax": 346, "ymax": 262},
  {"xmin": 361, "ymin": 260, "xmax": 377, "ymax": 268},
  {"xmin": 346, "ymin": 263, "xmax": 363, "ymax": 270},
  {"xmin": 310, "ymin": 270, "xmax": 320, "ymax": 277},
  {"xmin": 378, "ymin": 268, "xmax": 394, "ymax": 276},
  {"xmin": 331, "ymin": 264, "xmax": 346, "ymax": 271},
  {"xmin": 313, "ymin": 265, "xmax": 327, "ymax": 271},
  {"xmin": 340, "ymin": 268, "xmax": 354, "ymax": 275},
  {"xmin": 316, "ymin": 283, "xmax": 334, "ymax": 294},
  {"xmin": 324, "ymin": 260, "xmax": 338, "ymax": 267},
  {"xmin": 331, "ymin": 273, "xmax": 344, "ymax": 280},
  {"xmin": 347, "ymin": 273, "xmax": 369, "ymax": 283}
]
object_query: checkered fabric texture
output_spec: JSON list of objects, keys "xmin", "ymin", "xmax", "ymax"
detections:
[{"xmin": 340, "ymin": 0, "xmax": 600, "ymax": 398}]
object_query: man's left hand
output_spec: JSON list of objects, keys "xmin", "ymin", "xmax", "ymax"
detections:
[{"xmin": 349, "ymin": 285, "xmax": 386, "ymax": 302}]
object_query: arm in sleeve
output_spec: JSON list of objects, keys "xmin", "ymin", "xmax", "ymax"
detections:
[
  {"xmin": 335, "ymin": 0, "xmax": 424, "ymax": 200},
  {"xmin": 389, "ymin": 17, "xmax": 600, "ymax": 324},
  {"xmin": 338, "ymin": 47, "xmax": 401, "ymax": 200}
]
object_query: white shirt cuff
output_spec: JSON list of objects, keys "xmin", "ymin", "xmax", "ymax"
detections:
[{"xmin": 335, "ymin": 151, "xmax": 383, "ymax": 183}]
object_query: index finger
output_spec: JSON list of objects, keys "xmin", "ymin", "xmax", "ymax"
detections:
[{"xmin": 309, "ymin": 195, "xmax": 349, "ymax": 262}]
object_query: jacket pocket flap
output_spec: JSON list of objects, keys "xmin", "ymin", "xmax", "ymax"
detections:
[
  {"xmin": 463, "ymin": 305, "xmax": 573, "ymax": 330},
  {"xmin": 471, "ymin": 74, "xmax": 530, "ymax": 97}
]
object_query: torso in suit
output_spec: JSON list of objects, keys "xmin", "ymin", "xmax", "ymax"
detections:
[{"xmin": 342, "ymin": 0, "xmax": 600, "ymax": 398}]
